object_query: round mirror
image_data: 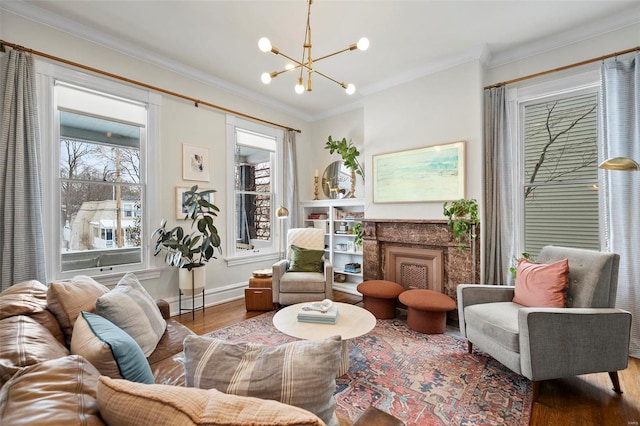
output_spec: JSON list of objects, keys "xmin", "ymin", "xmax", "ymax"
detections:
[{"xmin": 322, "ymin": 161, "xmax": 352, "ymax": 199}]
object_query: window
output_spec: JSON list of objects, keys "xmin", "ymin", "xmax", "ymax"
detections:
[
  {"xmin": 226, "ymin": 116, "xmax": 283, "ymax": 264},
  {"xmin": 511, "ymin": 72, "xmax": 601, "ymax": 257},
  {"xmin": 38, "ymin": 64, "xmax": 159, "ymax": 281}
]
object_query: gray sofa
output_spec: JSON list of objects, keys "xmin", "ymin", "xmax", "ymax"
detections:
[{"xmin": 457, "ymin": 245, "xmax": 632, "ymax": 399}]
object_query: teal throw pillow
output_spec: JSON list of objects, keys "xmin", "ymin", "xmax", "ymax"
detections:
[
  {"xmin": 75, "ymin": 311, "xmax": 154, "ymax": 384},
  {"xmin": 289, "ymin": 245, "xmax": 324, "ymax": 272}
]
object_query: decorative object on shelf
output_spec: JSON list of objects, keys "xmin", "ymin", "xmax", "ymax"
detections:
[
  {"xmin": 182, "ymin": 144, "xmax": 210, "ymax": 182},
  {"xmin": 373, "ymin": 140, "xmax": 465, "ymax": 203},
  {"xmin": 257, "ymin": 0, "xmax": 368, "ymax": 95},
  {"xmin": 152, "ymin": 185, "xmax": 222, "ymax": 319},
  {"xmin": 353, "ymin": 222, "xmax": 363, "ymax": 251},
  {"xmin": 321, "ymin": 161, "xmax": 352, "ymax": 199},
  {"xmin": 344, "ymin": 262, "xmax": 361, "ymax": 273},
  {"xmin": 313, "ymin": 169, "xmax": 320, "ymax": 200},
  {"xmin": 442, "ymin": 198, "xmax": 479, "ymax": 251}
]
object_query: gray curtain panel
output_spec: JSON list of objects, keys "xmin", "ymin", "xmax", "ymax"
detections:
[
  {"xmin": 284, "ymin": 130, "xmax": 299, "ymax": 228},
  {"xmin": 601, "ymin": 51, "xmax": 640, "ymax": 358},
  {"xmin": 483, "ymin": 86, "xmax": 516, "ymax": 285},
  {"xmin": 0, "ymin": 49, "xmax": 46, "ymax": 291}
]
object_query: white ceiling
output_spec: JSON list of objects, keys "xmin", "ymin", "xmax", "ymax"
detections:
[{"xmin": 4, "ymin": 1, "xmax": 639, "ymax": 121}]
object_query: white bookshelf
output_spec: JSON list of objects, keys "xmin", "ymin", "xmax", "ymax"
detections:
[{"xmin": 300, "ymin": 199, "xmax": 364, "ymax": 296}]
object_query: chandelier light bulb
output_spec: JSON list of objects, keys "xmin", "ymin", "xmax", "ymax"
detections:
[
  {"xmin": 345, "ymin": 84, "xmax": 356, "ymax": 95},
  {"xmin": 356, "ymin": 37, "xmax": 370, "ymax": 51},
  {"xmin": 295, "ymin": 81, "xmax": 305, "ymax": 94},
  {"xmin": 258, "ymin": 37, "xmax": 272, "ymax": 53},
  {"xmin": 261, "ymin": 72, "xmax": 272, "ymax": 84},
  {"xmin": 285, "ymin": 63, "xmax": 295, "ymax": 71}
]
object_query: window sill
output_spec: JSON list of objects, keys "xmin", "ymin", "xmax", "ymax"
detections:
[{"xmin": 225, "ymin": 252, "xmax": 279, "ymax": 267}]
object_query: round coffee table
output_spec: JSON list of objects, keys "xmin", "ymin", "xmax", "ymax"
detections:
[{"xmin": 273, "ymin": 302, "xmax": 376, "ymax": 376}]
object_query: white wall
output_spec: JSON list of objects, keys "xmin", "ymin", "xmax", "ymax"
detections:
[{"xmin": 2, "ymin": 11, "xmax": 310, "ymax": 306}]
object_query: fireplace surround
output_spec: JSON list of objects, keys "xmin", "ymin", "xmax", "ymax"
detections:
[{"xmin": 362, "ymin": 219, "xmax": 480, "ymax": 318}]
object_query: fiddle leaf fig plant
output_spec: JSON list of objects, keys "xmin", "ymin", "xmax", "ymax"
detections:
[
  {"xmin": 443, "ymin": 198, "xmax": 479, "ymax": 250},
  {"xmin": 325, "ymin": 136, "xmax": 364, "ymax": 178},
  {"xmin": 152, "ymin": 185, "xmax": 222, "ymax": 271}
]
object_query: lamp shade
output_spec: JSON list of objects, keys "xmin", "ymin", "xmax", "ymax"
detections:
[
  {"xmin": 276, "ymin": 206, "xmax": 289, "ymax": 219},
  {"xmin": 598, "ymin": 157, "xmax": 640, "ymax": 171}
]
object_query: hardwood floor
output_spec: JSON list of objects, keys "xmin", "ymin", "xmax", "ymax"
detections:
[{"xmin": 175, "ymin": 292, "xmax": 640, "ymax": 426}]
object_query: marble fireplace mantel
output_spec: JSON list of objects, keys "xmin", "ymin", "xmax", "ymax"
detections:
[{"xmin": 362, "ymin": 219, "xmax": 480, "ymax": 306}]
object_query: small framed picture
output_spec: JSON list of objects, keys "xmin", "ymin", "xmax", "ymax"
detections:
[
  {"xmin": 182, "ymin": 144, "xmax": 210, "ymax": 181},
  {"xmin": 176, "ymin": 186, "xmax": 214, "ymax": 220}
]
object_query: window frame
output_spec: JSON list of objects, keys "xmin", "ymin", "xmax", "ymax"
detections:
[
  {"xmin": 508, "ymin": 70, "xmax": 603, "ymax": 257},
  {"xmin": 225, "ymin": 115, "xmax": 283, "ymax": 266},
  {"xmin": 36, "ymin": 60, "xmax": 161, "ymax": 284}
]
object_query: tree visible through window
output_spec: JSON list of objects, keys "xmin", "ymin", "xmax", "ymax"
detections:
[
  {"xmin": 57, "ymin": 83, "xmax": 146, "ymax": 272},
  {"xmin": 522, "ymin": 92, "xmax": 600, "ymax": 255}
]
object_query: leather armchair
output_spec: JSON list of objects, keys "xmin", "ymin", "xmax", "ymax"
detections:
[
  {"xmin": 457, "ymin": 245, "xmax": 631, "ymax": 400},
  {"xmin": 272, "ymin": 228, "xmax": 333, "ymax": 306}
]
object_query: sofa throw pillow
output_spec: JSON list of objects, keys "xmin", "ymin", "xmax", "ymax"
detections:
[
  {"xmin": 97, "ymin": 376, "xmax": 325, "ymax": 426},
  {"xmin": 0, "ymin": 355, "xmax": 102, "ymax": 426},
  {"xmin": 95, "ymin": 272, "xmax": 166, "ymax": 357},
  {"xmin": 71, "ymin": 311, "xmax": 154, "ymax": 384},
  {"xmin": 0, "ymin": 315, "xmax": 70, "ymax": 387},
  {"xmin": 47, "ymin": 275, "xmax": 110, "ymax": 346},
  {"xmin": 513, "ymin": 258, "xmax": 569, "ymax": 308},
  {"xmin": 183, "ymin": 335, "xmax": 341, "ymax": 426},
  {"xmin": 289, "ymin": 245, "xmax": 324, "ymax": 273}
]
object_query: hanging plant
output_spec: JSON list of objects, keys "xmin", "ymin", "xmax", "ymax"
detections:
[{"xmin": 442, "ymin": 198, "xmax": 479, "ymax": 250}]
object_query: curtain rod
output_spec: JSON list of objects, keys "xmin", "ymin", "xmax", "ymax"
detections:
[
  {"xmin": 0, "ymin": 40, "xmax": 302, "ymax": 133},
  {"xmin": 485, "ymin": 46, "xmax": 639, "ymax": 90}
]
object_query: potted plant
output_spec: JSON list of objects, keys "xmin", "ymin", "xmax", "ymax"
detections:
[
  {"xmin": 442, "ymin": 198, "xmax": 479, "ymax": 250},
  {"xmin": 152, "ymin": 185, "xmax": 222, "ymax": 295},
  {"xmin": 324, "ymin": 136, "xmax": 365, "ymax": 179},
  {"xmin": 353, "ymin": 222, "xmax": 363, "ymax": 252}
]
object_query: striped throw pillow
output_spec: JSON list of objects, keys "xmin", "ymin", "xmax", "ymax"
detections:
[
  {"xmin": 183, "ymin": 335, "xmax": 341, "ymax": 426},
  {"xmin": 97, "ymin": 376, "xmax": 325, "ymax": 426},
  {"xmin": 95, "ymin": 273, "xmax": 166, "ymax": 357}
]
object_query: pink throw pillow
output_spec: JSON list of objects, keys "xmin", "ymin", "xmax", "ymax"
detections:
[{"xmin": 512, "ymin": 258, "xmax": 569, "ymax": 307}]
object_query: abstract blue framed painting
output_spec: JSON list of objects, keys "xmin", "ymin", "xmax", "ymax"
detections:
[{"xmin": 373, "ymin": 141, "xmax": 466, "ymax": 203}]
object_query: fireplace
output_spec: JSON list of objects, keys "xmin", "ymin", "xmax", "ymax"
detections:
[{"xmin": 362, "ymin": 219, "xmax": 480, "ymax": 320}]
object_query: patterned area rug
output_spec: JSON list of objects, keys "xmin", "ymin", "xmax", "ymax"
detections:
[{"xmin": 205, "ymin": 311, "xmax": 532, "ymax": 426}]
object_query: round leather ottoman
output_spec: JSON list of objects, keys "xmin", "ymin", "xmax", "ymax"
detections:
[
  {"xmin": 399, "ymin": 289, "xmax": 456, "ymax": 334},
  {"xmin": 357, "ymin": 280, "xmax": 405, "ymax": 319}
]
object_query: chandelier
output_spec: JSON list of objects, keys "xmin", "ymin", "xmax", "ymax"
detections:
[{"xmin": 258, "ymin": 0, "xmax": 369, "ymax": 95}]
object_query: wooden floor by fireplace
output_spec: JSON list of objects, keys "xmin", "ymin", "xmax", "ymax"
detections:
[{"xmin": 175, "ymin": 291, "xmax": 640, "ymax": 426}]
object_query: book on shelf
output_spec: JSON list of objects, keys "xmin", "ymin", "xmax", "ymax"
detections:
[
  {"xmin": 344, "ymin": 212, "xmax": 364, "ymax": 220},
  {"xmin": 307, "ymin": 213, "xmax": 328, "ymax": 220},
  {"xmin": 344, "ymin": 262, "xmax": 361, "ymax": 273}
]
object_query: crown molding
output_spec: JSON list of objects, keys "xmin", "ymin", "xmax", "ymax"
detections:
[
  {"xmin": 1, "ymin": 1, "xmax": 315, "ymax": 122},
  {"xmin": 487, "ymin": 6, "xmax": 640, "ymax": 68},
  {"xmin": 359, "ymin": 44, "xmax": 489, "ymax": 97}
]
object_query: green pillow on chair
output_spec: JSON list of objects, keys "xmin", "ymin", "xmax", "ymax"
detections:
[{"xmin": 289, "ymin": 245, "xmax": 324, "ymax": 272}]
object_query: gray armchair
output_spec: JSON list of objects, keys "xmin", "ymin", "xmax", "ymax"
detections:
[
  {"xmin": 272, "ymin": 228, "xmax": 333, "ymax": 306},
  {"xmin": 457, "ymin": 245, "xmax": 631, "ymax": 400}
]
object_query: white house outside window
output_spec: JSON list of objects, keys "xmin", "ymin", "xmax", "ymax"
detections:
[{"xmin": 37, "ymin": 63, "xmax": 159, "ymax": 281}]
